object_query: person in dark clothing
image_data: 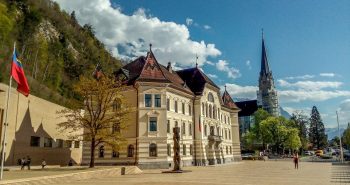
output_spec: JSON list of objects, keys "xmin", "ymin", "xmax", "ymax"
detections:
[
  {"xmin": 26, "ymin": 156, "xmax": 31, "ymax": 170},
  {"xmin": 293, "ymin": 153, "xmax": 299, "ymax": 169},
  {"xmin": 20, "ymin": 157, "xmax": 26, "ymax": 170}
]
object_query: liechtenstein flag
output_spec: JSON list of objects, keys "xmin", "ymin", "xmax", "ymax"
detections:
[{"xmin": 11, "ymin": 50, "xmax": 29, "ymax": 96}]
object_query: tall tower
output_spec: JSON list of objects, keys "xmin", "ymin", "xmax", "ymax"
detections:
[{"xmin": 257, "ymin": 32, "xmax": 280, "ymax": 116}]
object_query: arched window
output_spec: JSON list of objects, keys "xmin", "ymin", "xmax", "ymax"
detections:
[
  {"xmin": 202, "ymin": 103, "xmax": 205, "ymax": 115},
  {"xmin": 206, "ymin": 104, "xmax": 208, "ymax": 117},
  {"xmin": 213, "ymin": 107, "xmax": 216, "ymax": 119},
  {"xmin": 208, "ymin": 92, "xmax": 214, "ymax": 102},
  {"xmin": 99, "ymin": 145, "xmax": 104, "ymax": 158},
  {"xmin": 128, "ymin": 145, "xmax": 134, "ymax": 157},
  {"xmin": 149, "ymin": 143, "xmax": 157, "ymax": 157},
  {"xmin": 209, "ymin": 105, "xmax": 212, "ymax": 118},
  {"xmin": 112, "ymin": 150, "xmax": 119, "ymax": 158}
]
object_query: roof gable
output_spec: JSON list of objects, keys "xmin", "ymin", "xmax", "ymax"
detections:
[
  {"xmin": 222, "ymin": 89, "xmax": 238, "ymax": 109},
  {"xmin": 138, "ymin": 51, "xmax": 168, "ymax": 82}
]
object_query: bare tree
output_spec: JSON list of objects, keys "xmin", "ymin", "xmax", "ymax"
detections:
[{"xmin": 57, "ymin": 76, "xmax": 133, "ymax": 167}]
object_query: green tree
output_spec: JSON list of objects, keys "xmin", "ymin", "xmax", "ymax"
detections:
[
  {"xmin": 342, "ymin": 123, "xmax": 350, "ymax": 149},
  {"xmin": 57, "ymin": 76, "xmax": 134, "ymax": 167},
  {"xmin": 290, "ymin": 111, "xmax": 309, "ymax": 151},
  {"xmin": 309, "ymin": 106, "xmax": 327, "ymax": 149}
]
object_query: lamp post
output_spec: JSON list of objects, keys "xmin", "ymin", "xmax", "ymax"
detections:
[{"xmin": 336, "ymin": 111, "xmax": 344, "ymax": 163}]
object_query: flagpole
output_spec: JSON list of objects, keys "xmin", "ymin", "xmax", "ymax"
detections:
[{"xmin": 0, "ymin": 42, "xmax": 15, "ymax": 180}]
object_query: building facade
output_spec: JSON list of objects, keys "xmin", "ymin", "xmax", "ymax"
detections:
[
  {"xmin": 257, "ymin": 35, "xmax": 280, "ymax": 117},
  {"xmin": 0, "ymin": 83, "xmax": 82, "ymax": 166},
  {"xmin": 236, "ymin": 100, "xmax": 258, "ymax": 142},
  {"xmin": 82, "ymin": 48, "xmax": 241, "ymax": 169}
]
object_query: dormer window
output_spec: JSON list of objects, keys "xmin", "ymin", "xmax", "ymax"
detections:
[{"xmin": 208, "ymin": 92, "xmax": 214, "ymax": 102}]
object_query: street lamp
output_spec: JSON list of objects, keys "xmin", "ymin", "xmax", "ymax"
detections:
[{"xmin": 336, "ymin": 111, "xmax": 344, "ymax": 163}]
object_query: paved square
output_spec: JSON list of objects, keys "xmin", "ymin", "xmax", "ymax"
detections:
[{"xmin": 51, "ymin": 161, "xmax": 333, "ymax": 185}]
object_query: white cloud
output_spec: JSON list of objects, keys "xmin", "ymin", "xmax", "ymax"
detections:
[
  {"xmin": 215, "ymin": 60, "xmax": 241, "ymax": 79},
  {"xmin": 320, "ymin": 73, "xmax": 336, "ymax": 77},
  {"xmin": 337, "ymin": 99, "xmax": 350, "ymax": 125},
  {"xmin": 203, "ymin": 25, "xmax": 211, "ymax": 30},
  {"xmin": 207, "ymin": 74, "xmax": 218, "ymax": 79},
  {"xmin": 279, "ymin": 90, "xmax": 350, "ymax": 103},
  {"xmin": 246, "ymin": 60, "xmax": 251, "ymax": 69},
  {"xmin": 186, "ymin": 18, "xmax": 193, "ymax": 26},
  {"xmin": 277, "ymin": 79, "xmax": 343, "ymax": 90},
  {"xmin": 54, "ymin": 0, "xmax": 221, "ymax": 67},
  {"xmin": 206, "ymin": 61, "xmax": 215, "ymax": 66},
  {"xmin": 224, "ymin": 83, "xmax": 258, "ymax": 100},
  {"xmin": 284, "ymin": 75, "xmax": 315, "ymax": 80},
  {"xmin": 283, "ymin": 107, "xmax": 311, "ymax": 116}
]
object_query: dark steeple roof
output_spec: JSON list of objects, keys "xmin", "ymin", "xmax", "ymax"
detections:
[
  {"xmin": 235, "ymin": 100, "xmax": 258, "ymax": 117},
  {"xmin": 176, "ymin": 67, "xmax": 219, "ymax": 95},
  {"xmin": 221, "ymin": 86, "xmax": 239, "ymax": 109},
  {"xmin": 260, "ymin": 34, "xmax": 270, "ymax": 76}
]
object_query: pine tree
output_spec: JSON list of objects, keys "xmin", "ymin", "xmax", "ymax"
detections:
[{"xmin": 309, "ymin": 106, "xmax": 327, "ymax": 149}]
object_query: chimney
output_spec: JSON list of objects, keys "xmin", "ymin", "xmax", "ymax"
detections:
[{"xmin": 167, "ymin": 62, "xmax": 172, "ymax": 73}]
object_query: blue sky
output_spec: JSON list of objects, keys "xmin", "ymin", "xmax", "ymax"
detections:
[{"xmin": 55, "ymin": 0, "xmax": 350, "ymax": 129}]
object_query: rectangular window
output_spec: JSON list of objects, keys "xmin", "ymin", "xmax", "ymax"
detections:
[
  {"xmin": 57, "ymin": 139, "xmax": 63, "ymax": 148},
  {"xmin": 65, "ymin": 140, "xmax": 72, "ymax": 148},
  {"xmin": 44, "ymin": 137, "xmax": 52, "ymax": 147},
  {"xmin": 167, "ymin": 120, "xmax": 170, "ymax": 133},
  {"xmin": 30, "ymin": 136, "xmax": 40, "ymax": 147},
  {"xmin": 174, "ymin": 101, "xmax": 178, "ymax": 112},
  {"xmin": 167, "ymin": 144, "xmax": 171, "ymax": 156},
  {"xmin": 182, "ymin": 122, "xmax": 186, "ymax": 135},
  {"xmin": 167, "ymin": 98, "xmax": 170, "ymax": 111},
  {"xmin": 183, "ymin": 144, "xmax": 186, "ymax": 155},
  {"xmin": 189, "ymin": 123, "xmax": 192, "ymax": 136},
  {"xmin": 145, "ymin": 94, "xmax": 152, "ymax": 107},
  {"xmin": 149, "ymin": 117, "xmax": 157, "ymax": 131},
  {"xmin": 155, "ymin": 94, "xmax": 161, "ymax": 107},
  {"xmin": 175, "ymin": 121, "xmax": 178, "ymax": 128},
  {"xmin": 74, "ymin": 141, "xmax": 80, "ymax": 148},
  {"xmin": 182, "ymin": 103, "xmax": 185, "ymax": 114},
  {"xmin": 188, "ymin": 105, "xmax": 192, "ymax": 116},
  {"xmin": 190, "ymin": 144, "xmax": 193, "ymax": 155}
]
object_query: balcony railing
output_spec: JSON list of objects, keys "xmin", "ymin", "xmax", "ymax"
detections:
[{"xmin": 208, "ymin": 134, "xmax": 223, "ymax": 143}]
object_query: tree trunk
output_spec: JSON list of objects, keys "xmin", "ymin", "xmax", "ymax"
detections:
[{"xmin": 89, "ymin": 138, "xmax": 96, "ymax": 168}]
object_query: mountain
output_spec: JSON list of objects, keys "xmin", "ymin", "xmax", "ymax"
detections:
[
  {"xmin": 326, "ymin": 127, "xmax": 345, "ymax": 141},
  {"xmin": 280, "ymin": 107, "xmax": 291, "ymax": 119},
  {"xmin": 0, "ymin": 0, "xmax": 121, "ymax": 106}
]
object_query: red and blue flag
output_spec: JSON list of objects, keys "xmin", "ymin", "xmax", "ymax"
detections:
[{"xmin": 11, "ymin": 51, "xmax": 29, "ymax": 96}]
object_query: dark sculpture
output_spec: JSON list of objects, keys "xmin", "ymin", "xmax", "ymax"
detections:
[{"xmin": 173, "ymin": 127, "xmax": 181, "ymax": 171}]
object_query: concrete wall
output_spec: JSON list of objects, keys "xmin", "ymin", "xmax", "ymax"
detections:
[{"xmin": 0, "ymin": 83, "xmax": 82, "ymax": 166}]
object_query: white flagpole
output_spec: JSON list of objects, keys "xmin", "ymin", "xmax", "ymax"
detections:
[{"xmin": 0, "ymin": 42, "xmax": 15, "ymax": 180}]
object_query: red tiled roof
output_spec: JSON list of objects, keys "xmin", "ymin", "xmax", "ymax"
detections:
[{"xmin": 222, "ymin": 90, "xmax": 239, "ymax": 109}]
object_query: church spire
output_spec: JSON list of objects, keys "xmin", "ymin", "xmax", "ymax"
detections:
[{"xmin": 260, "ymin": 30, "xmax": 270, "ymax": 76}]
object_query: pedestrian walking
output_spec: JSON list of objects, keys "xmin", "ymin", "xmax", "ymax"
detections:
[
  {"xmin": 26, "ymin": 156, "xmax": 31, "ymax": 170},
  {"xmin": 293, "ymin": 152, "xmax": 299, "ymax": 169},
  {"xmin": 20, "ymin": 157, "xmax": 26, "ymax": 170},
  {"xmin": 41, "ymin": 159, "xmax": 46, "ymax": 169}
]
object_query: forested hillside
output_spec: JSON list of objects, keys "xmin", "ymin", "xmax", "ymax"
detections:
[{"xmin": 0, "ymin": 0, "xmax": 122, "ymax": 106}]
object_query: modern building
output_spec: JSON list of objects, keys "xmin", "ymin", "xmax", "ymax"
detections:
[
  {"xmin": 257, "ymin": 33, "xmax": 280, "ymax": 117},
  {"xmin": 82, "ymin": 47, "xmax": 241, "ymax": 169},
  {"xmin": 235, "ymin": 100, "xmax": 258, "ymax": 141},
  {"xmin": 0, "ymin": 83, "xmax": 82, "ymax": 166}
]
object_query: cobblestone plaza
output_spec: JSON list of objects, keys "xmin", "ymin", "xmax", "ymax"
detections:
[{"xmin": 50, "ymin": 161, "xmax": 335, "ymax": 185}]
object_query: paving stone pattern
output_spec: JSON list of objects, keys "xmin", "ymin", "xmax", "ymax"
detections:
[{"xmin": 52, "ymin": 161, "xmax": 333, "ymax": 185}]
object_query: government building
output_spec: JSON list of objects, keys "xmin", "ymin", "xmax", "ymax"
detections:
[{"xmin": 82, "ymin": 47, "xmax": 242, "ymax": 169}]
